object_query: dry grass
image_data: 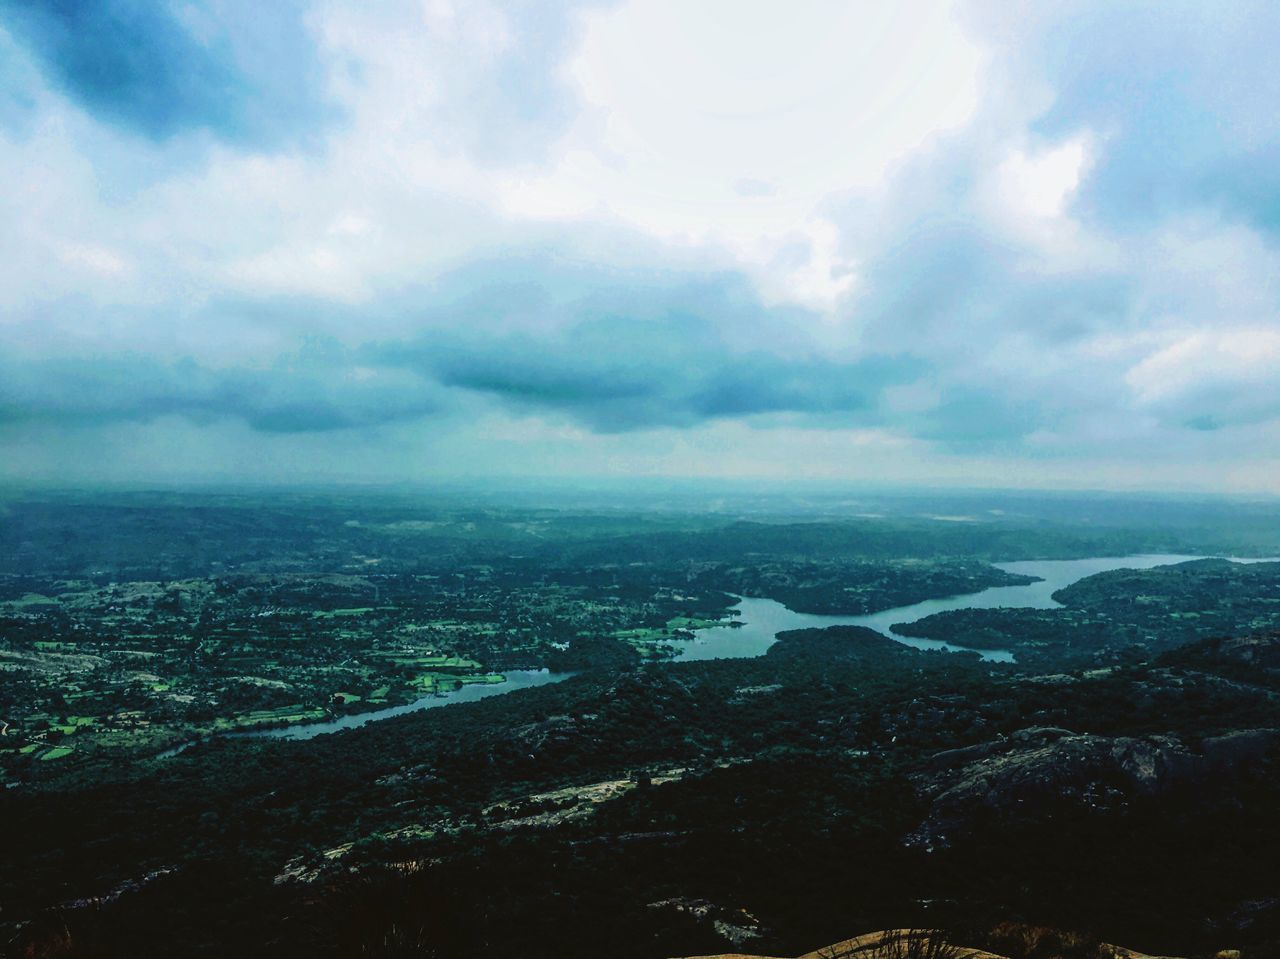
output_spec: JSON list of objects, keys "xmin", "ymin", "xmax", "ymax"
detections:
[
  {"xmin": 677, "ymin": 924, "xmax": 1189, "ymax": 959},
  {"xmin": 981, "ymin": 922, "xmax": 1115, "ymax": 959},
  {"xmin": 814, "ymin": 928, "xmax": 973, "ymax": 959}
]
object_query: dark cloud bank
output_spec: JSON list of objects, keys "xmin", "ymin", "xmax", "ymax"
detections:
[{"xmin": 0, "ymin": 0, "xmax": 333, "ymax": 144}]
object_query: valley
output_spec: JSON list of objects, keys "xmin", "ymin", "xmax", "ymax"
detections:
[{"xmin": 2, "ymin": 489, "xmax": 1279, "ymax": 959}]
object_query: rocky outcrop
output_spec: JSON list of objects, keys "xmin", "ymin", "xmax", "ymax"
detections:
[
  {"xmin": 1177, "ymin": 631, "xmax": 1280, "ymax": 675},
  {"xmin": 908, "ymin": 727, "xmax": 1280, "ymax": 849},
  {"xmin": 648, "ymin": 898, "xmax": 764, "ymax": 949},
  {"xmin": 677, "ymin": 927, "xmax": 1180, "ymax": 959},
  {"xmin": 510, "ymin": 713, "xmax": 583, "ymax": 755},
  {"xmin": 922, "ymin": 727, "xmax": 1074, "ymax": 773},
  {"xmin": 1200, "ymin": 728, "xmax": 1280, "ymax": 768}
]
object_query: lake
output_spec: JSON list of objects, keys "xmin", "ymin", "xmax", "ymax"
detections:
[
  {"xmin": 172, "ymin": 553, "xmax": 1262, "ymax": 749},
  {"xmin": 238, "ymin": 668, "xmax": 569, "ymax": 741},
  {"xmin": 158, "ymin": 669, "xmax": 567, "ymax": 753},
  {"xmin": 670, "ymin": 553, "xmax": 1271, "ymax": 663}
]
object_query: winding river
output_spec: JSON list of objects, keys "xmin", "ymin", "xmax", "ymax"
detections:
[
  {"xmin": 670, "ymin": 553, "xmax": 1275, "ymax": 663},
  {"xmin": 236, "ymin": 668, "xmax": 568, "ymax": 742},
  {"xmin": 161, "ymin": 553, "xmax": 1266, "ymax": 751}
]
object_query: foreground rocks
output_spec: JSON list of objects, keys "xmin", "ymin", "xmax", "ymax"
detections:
[
  {"xmin": 908, "ymin": 726, "xmax": 1280, "ymax": 850},
  {"xmin": 678, "ymin": 926, "xmax": 1185, "ymax": 959}
]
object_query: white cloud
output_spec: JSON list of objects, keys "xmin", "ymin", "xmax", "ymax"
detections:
[
  {"xmin": 1127, "ymin": 328, "xmax": 1280, "ymax": 408},
  {"xmin": 995, "ymin": 136, "xmax": 1090, "ymax": 219},
  {"xmin": 502, "ymin": 0, "xmax": 984, "ymax": 310},
  {"xmin": 56, "ymin": 242, "xmax": 133, "ymax": 277},
  {"xmin": 6, "ymin": 0, "xmax": 1280, "ymax": 490}
]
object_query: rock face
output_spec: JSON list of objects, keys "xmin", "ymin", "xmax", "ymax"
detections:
[
  {"xmin": 1192, "ymin": 631, "xmax": 1280, "ymax": 673},
  {"xmin": 648, "ymin": 898, "xmax": 763, "ymax": 948},
  {"xmin": 510, "ymin": 714, "xmax": 582, "ymax": 755},
  {"xmin": 1200, "ymin": 728, "xmax": 1280, "ymax": 768},
  {"xmin": 908, "ymin": 727, "xmax": 1280, "ymax": 849}
]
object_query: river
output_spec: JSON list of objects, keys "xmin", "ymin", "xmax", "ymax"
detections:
[
  {"xmin": 669, "ymin": 553, "xmax": 1274, "ymax": 663},
  {"xmin": 162, "ymin": 553, "xmax": 1265, "ymax": 750},
  {"xmin": 157, "ymin": 668, "xmax": 567, "ymax": 753},
  {"xmin": 237, "ymin": 668, "xmax": 568, "ymax": 741}
]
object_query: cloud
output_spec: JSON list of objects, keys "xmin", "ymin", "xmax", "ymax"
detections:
[
  {"xmin": 491, "ymin": 0, "xmax": 983, "ymax": 312},
  {"xmin": 422, "ymin": 327, "xmax": 922, "ymax": 432},
  {"xmin": 0, "ymin": 0, "xmax": 334, "ymax": 144},
  {"xmin": 3, "ymin": 0, "xmax": 1280, "ymax": 490},
  {"xmin": 1127, "ymin": 328, "xmax": 1280, "ymax": 431},
  {"xmin": 0, "ymin": 262, "xmax": 928, "ymax": 437},
  {"xmin": 0, "ymin": 247, "xmax": 944, "ymax": 441},
  {"xmin": 0, "ymin": 349, "xmax": 442, "ymax": 433},
  {"xmin": 993, "ymin": 1, "xmax": 1280, "ymax": 236},
  {"xmin": 366, "ymin": 262, "xmax": 928, "ymax": 432},
  {"xmin": 314, "ymin": 0, "xmax": 604, "ymax": 168},
  {"xmin": 995, "ymin": 137, "xmax": 1090, "ymax": 220}
]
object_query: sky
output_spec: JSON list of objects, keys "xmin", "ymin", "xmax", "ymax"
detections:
[{"xmin": 2, "ymin": 0, "xmax": 1279, "ymax": 492}]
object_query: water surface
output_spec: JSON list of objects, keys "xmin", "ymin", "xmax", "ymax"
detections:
[
  {"xmin": 159, "ymin": 669, "xmax": 566, "ymax": 754},
  {"xmin": 673, "ymin": 554, "xmax": 1272, "ymax": 663},
  {"xmin": 240, "ymin": 669, "xmax": 567, "ymax": 741},
  {"xmin": 164, "ymin": 553, "xmax": 1271, "ymax": 750}
]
